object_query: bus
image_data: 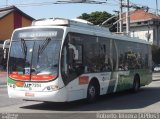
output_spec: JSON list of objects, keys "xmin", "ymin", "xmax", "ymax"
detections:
[{"xmin": 4, "ymin": 18, "xmax": 152, "ymax": 102}]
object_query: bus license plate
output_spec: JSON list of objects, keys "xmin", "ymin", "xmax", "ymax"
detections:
[
  {"xmin": 25, "ymin": 92, "xmax": 35, "ymax": 97},
  {"xmin": 24, "ymin": 83, "xmax": 41, "ymax": 88}
]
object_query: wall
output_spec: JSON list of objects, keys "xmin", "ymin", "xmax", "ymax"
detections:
[
  {"xmin": 130, "ymin": 26, "xmax": 154, "ymax": 44},
  {"xmin": 0, "ymin": 13, "xmax": 14, "ymax": 41},
  {"xmin": 22, "ymin": 16, "xmax": 32, "ymax": 26},
  {"xmin": 0, "ymin": 12, "xmax": 33, "ymax": 41}
]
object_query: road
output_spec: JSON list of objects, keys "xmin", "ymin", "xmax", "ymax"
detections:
[{"xmin": 0, "ymin": 73, "xmax": 160, "ymax": 119}]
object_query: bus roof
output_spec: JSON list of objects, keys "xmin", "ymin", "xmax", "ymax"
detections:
[
  {"xmin": 17, "ymin": 18, "xmax": 151, "ymax": 45},
  {"xmin": 32, "ymin": 17, "xmax": 110, "ymax": 33}
]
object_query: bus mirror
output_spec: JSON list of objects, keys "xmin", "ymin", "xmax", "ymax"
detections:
[
  {"xmin": 3, "ymin": 40, "xmax": 10, "ymax": 59},
  {"xmin": 3, "ymin": 40, "xmax": 10, "ymax": 50},
  {"xmin": 4, "ymin": 49, "xmax": 7, "ymax": 59}
]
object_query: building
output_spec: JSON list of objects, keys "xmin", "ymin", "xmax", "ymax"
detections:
[
  {"xmin": 0, "ymin": 6, "xmax": 34, "ymax": 70},
  {"xmin": 0, "ymin": 5, "xmax": 34, "ymax": 42},
  {"xmin": 126, "ymin": 9, "xmax": 160, "ymax": 46}
]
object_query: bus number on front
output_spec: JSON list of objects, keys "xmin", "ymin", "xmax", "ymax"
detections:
[{"xmin": 24, "ymin": 83, "xmax": 41, "ymax": 88}]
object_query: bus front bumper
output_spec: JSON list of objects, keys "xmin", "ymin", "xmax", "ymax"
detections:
[{"xmin": 7, "ymin": 86, "xmax": 68, "ymax": 102}]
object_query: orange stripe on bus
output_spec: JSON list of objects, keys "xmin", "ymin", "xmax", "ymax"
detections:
[
  {"xmin": 9, "ymin": 72, "xmax": 56, "ymax": 81},
  {"xmin": 15, "ymin": 82, "xmax": 25, "ymax": 87}
]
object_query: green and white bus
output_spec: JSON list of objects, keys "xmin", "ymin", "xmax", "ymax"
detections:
[{"xmin": 4, "ymin": 18, "xmax": 152, "ymax": 102}]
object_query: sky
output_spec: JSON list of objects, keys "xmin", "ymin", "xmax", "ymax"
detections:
[{"xmin": 0, "ymin": 0, "xmax": 159, "ymax": 19}]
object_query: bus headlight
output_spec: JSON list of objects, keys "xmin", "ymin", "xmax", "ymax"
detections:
[{"xmin": 43, "ymin": 85, "xmax": 59, "ymax": 91}]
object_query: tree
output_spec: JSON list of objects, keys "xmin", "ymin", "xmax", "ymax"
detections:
[{"xmin": 78, "ymin": 11, "xmax": 117, "ymax": 32}]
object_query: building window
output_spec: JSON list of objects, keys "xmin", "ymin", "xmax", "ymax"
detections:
[{"xmin": 137, "ymin": 22, "xmax": 142, "ymax": 25}]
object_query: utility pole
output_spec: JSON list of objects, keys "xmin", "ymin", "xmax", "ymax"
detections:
[
  {"xmin": 6, "ymin": 0, "xmax": 8, "ymax": 6},
  {"xmin": 114, "ymin": 10, "xmax": 120, "ymax": 33},
  {"xmin": 119, "ymin": 0, "xmax": 123, "ymax": 33},
  {"xmin": 126, "ymin": 0, "xmax": 130, "ymax": 36},
  {"xmin": 156, "ymin": 0, "xmax": 159, "ymax": 15}
]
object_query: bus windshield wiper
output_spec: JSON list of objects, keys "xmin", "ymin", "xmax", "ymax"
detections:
[
  {"xmin": 38, "ymin": 38, "xmax": 51, "ymax": 55},
  {"xmin": 21, "ymin": 38, "xmax": 27, "ymax": 58},
  {"xmin": 37, "ymin": 38, "xmax": 51, "ymax": 61},
  {"xmin": 20, "ymin": 38, "xmax": 28, "ymax": 71}
]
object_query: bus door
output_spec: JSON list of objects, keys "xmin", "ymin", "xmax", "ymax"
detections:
[
  {"xmin": 107, "ymin": 39, "xmax": 119, "ymax": 93},
  {"xmin": 61, "ymin": 34, "xmax": 84, "ymax": 85}
]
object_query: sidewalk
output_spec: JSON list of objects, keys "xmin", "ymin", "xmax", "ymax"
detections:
[{"xmin": 152, "ymin": 72, "xmax": 160, "ymax": 81}]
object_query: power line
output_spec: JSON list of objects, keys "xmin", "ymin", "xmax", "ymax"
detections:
[
  {"xmin": 112, "ymin": 0, "xmax": 160, "ymax": 15},
  {"xmin": 0, "ymin": 0, "xmax": 120, "ymax": 8},
  {"xmin": 129, "ymin": 1, "xmax": 160, "ymax": 14},
  {"xmin": 0, "ymin": 0, "xmax": 108, "ymax": 7},
  {"xmin": 0, "ymin": 2, "xmax": 60, "ymax": 7},
  {"xmin": 1, "ymin": 0, "xmax": 159, "ymax": 15},
  {"xmin": 56, "ymin": 0, "xmax": 107, "ymax": 4}
]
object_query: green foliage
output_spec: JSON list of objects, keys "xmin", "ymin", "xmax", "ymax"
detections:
[
  {"xmin": 152, "ymin": 45, "xmax": 160, "ymax": 64},
  {"xmin": 78, "ymin": 11, "xmax": 117, "ymax": 32}
]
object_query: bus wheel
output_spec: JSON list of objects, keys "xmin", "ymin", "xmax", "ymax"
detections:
[
  {"xmin": 132, "ymin": 75, "xmax": 140, "ymax": 92},
  {"xmin": 87, "ymin": 81, "xmax": 99, "ymax": 102}
]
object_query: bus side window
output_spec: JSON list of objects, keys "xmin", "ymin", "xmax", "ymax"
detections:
[
  {"xmin": 74, "ymin": 45, "xmax": 84, "ymax": 75},
  {"xmin": 61, "ymin": 41, "xmax": 79, "ymax": 84},
  {"xmin": 61, "ymin": 36, "xmax": 78, "ymax": 84}
]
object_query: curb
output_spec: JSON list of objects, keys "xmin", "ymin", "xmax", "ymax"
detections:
[{"xmin": 152, "ymin": 79, "xmax": 160, "ymax": 81}]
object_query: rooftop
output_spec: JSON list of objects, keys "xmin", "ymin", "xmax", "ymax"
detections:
[
  {"xmin": 0, "ymin": 5, "xmax": 34, "ymax": 20},
  {"xmin": 129, "ymin": 9, "xmax": 160, "ymax": 22}
]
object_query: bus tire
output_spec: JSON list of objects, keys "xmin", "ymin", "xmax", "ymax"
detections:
[
  {"xmin": 87, "ymin": 80, "xmax": 99, "ymax": 103},
  {"xmin": 132, "ymin": 75, "xmax": 140, "ymax": 92}
]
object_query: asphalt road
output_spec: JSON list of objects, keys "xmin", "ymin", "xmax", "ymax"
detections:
[{"xmin": 0, "ymin": 73, "xmax": 160, "ymax": 119}]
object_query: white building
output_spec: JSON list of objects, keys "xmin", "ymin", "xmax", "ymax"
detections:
[{"xmin": 124, "ymin": 9, "xmax": 160, "ymax": 46}]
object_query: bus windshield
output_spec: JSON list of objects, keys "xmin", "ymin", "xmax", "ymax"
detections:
[{"xmin": 8, "ymin": 28, "xmax": 64, "ymax": 81}]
